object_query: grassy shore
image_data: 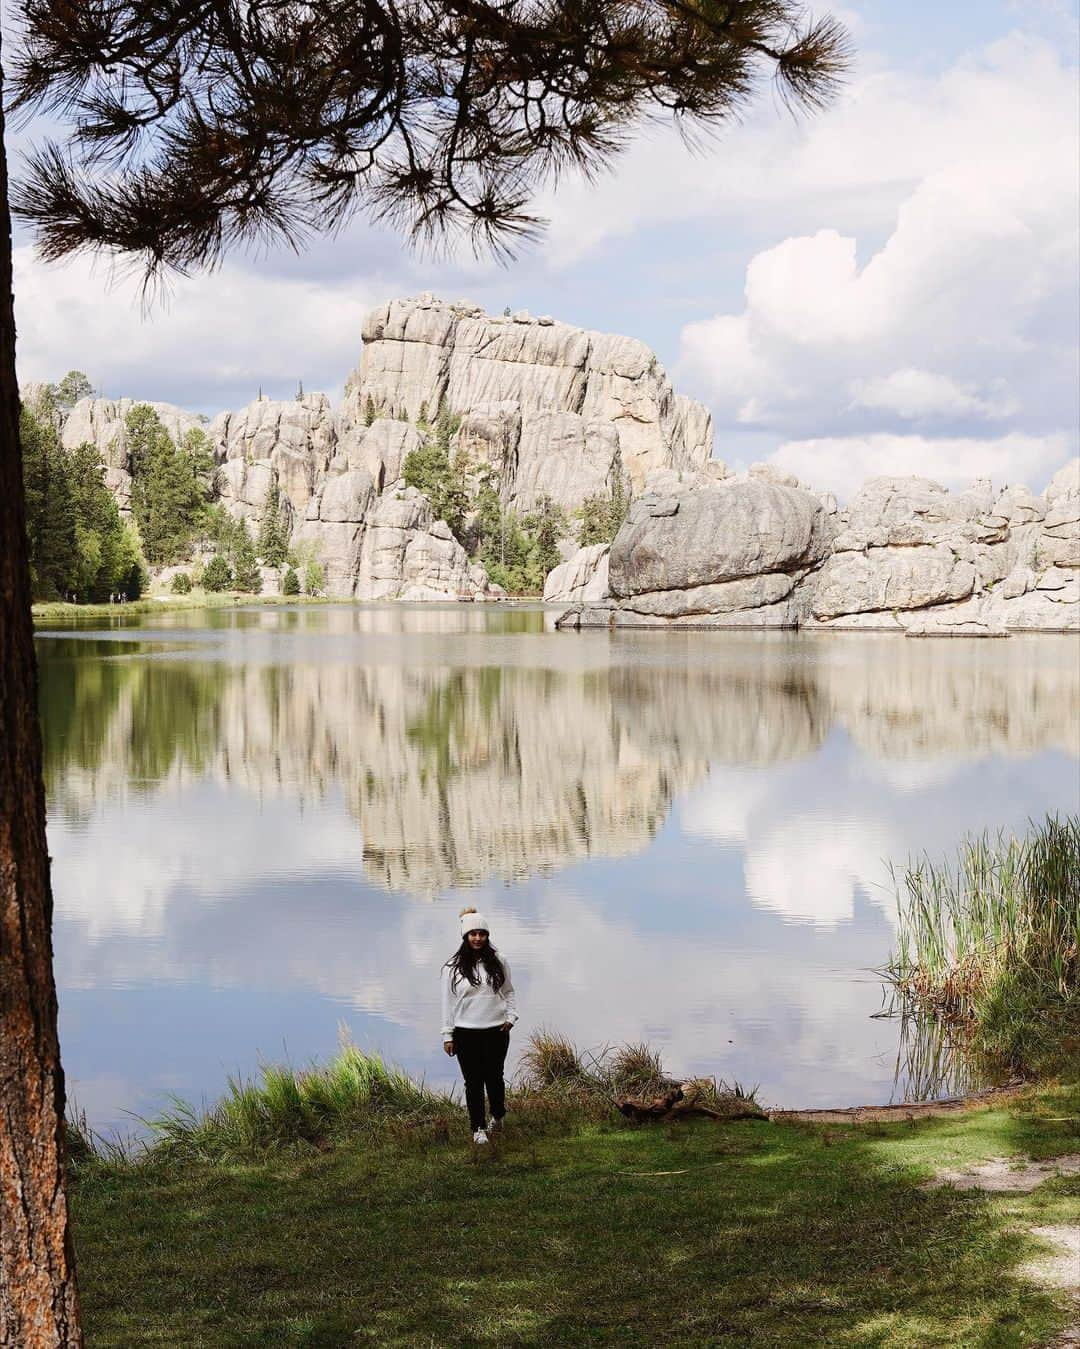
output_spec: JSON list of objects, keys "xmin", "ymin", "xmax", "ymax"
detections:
[
  {"xmin": 68, "ymin": 1041, "xmax": 1079, "ymax": 1347},
  {"xmin": 32, "ymin": 592, "xmax": 340, "ymax": 622}
]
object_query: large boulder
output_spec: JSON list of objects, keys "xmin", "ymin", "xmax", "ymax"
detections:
[
  {"xmin": 544, "ymin": 544, "xmax": 611, "ymax": 603},
  {"xmin": 811, "ymin": 545, "xmax": 976, "ymax": 619},
  {"xmin": 566, "ymin": 465, "xmax": 1079, "ymax": 635},
  {"xmin": 610, "ymin": 478, "xmax": 830, "ymax": 598},
  {"xmin": 353, "ymin": 484, "xmax": 492, "ymax": 602}
]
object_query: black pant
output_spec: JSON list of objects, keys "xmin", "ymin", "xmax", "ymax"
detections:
[{"xmin": 453, "ymin": 1026, "xmax": 509, "ymax": 1130}]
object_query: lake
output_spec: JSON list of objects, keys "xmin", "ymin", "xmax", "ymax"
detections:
[{"xmin": 35, "ymin": 604, "xmax": 1080, "ymax": 1135}]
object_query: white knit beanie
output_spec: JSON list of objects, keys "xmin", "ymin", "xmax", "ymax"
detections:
[{"xmin": 459, "ymin": 907, "xmax": 490, "ymax": 937}]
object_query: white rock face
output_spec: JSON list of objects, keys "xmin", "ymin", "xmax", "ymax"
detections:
[
  {"xmin": 212, "ymin": 395, "xmax": 337, "ymax": 522},
  {"xmin": 563, "ymin": 470, "xmax": 1079, "ymax": 635},
  {"xmin": 544, "ymin": 543, "xmax": 611, "ymax": 603},
  {"xmin": 348, "ymin": 293, "xmax": 713, "ymax": 494}
]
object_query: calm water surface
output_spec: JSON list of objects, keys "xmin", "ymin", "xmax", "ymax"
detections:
[{"xmin": 36, "ymin": 604, "xmax": 1080, "ymax": 1133}]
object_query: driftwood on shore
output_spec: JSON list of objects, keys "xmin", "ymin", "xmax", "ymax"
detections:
[
  {"xmin": 615, "ymin": 1080, "xmax": 767, "ymax": 1124},
  {"xmin": 615, "ymin": 1079, "xmax": 1028, "ymax": 1127},
  {"xmin": 769, "ymin": 1081, "xmax": 1027, "ymax": 1126}
]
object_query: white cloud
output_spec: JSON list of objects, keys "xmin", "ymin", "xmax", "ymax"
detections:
[
  {"xmin": 14, "ymin": 247, "xmax": 399, "ymax": 412},
  {"xmin": 665, "ymin": 33, "xmax": 1079, "ymax": 494},
  {"xmin": 849, "ymin": 369, "xmax": 1016, "ymax": 421},
  {"xmin": 769, "ymin": 431, "xmax": 1070, "ymax": 496}
]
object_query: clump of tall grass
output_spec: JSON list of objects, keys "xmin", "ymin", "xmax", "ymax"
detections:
[
  {"xmin": 515, "ymin": 1028, "xmax": 759, "ymax": 1117},
  {"xmin": 885, "ymin": 814, "xmax": 1079, "ymax": 1079},
  {"xmin": 150, "ymin": 1045, "xmax": 456, "ymax": 1163},
  {"xmin": 518, "ymin": 1028, "xmax": 590, "ymax": 1089},
  {"xmin": 63, "ymin": 1105, "xmax": 139, "ymax": 1172}
]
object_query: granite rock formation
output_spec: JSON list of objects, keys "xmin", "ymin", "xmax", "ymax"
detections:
[
  {"xmin": 543, "ymin": 543, "xmax": 610, "ymax": 604},
  {"xmin": 350, "ymin": 294, "xmax": 713, "ymax": 501},
  {"xmin": 59, "ymin": 294, "xmax": 711, "ymax": 599},
  {"xmin": 49, "ymin": 292, "xmax": 1076, "ymax": 625},
  {"xmin": 556, "ymin": 463, "xmax": 1079, "ymax": 635}
]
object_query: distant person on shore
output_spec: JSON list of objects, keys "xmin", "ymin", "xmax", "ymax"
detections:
[{"xmin": 442, "ymin": 907, "xmax": 519, "ymax": 1145}]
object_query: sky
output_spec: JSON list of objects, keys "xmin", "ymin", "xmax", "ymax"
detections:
[{"xmin": 10, "ymin": 0, "xmax": 1080, "ymax": 500}]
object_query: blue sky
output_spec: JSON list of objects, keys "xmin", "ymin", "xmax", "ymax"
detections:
[{"xmin": 11, "ymin": 0, "xmax": 1079, "ymax": 497}]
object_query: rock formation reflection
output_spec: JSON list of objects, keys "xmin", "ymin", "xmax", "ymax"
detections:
[{"xmin": 38, "ymin": 626, "xmax": 1080, "ymax": 899}]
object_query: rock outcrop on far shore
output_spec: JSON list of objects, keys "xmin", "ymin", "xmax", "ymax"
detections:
[
  {"xmin": 49, "ymin": 290, "xmax": 1077, "ymax": 628},
  {"xmin": 553, "ymin": 463, "xmax": 1079, "ymax": 636},
  {"xmin": 59, "ymin": 293, "xmax": 711, "ymax": 600}
]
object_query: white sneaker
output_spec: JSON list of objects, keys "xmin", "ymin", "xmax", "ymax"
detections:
[
  {"xmin": 489, "ymin": 1117, "xmax": 504, "ymax": 1135},
  {"xmin": 473, "ymin": 1128, "xmax": 489, "ymax": 1145}
]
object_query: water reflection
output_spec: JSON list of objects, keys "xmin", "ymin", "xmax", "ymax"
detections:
[{"xmin": 37, "ymin": 612, "xmax": 1080, "ymax": 1128}]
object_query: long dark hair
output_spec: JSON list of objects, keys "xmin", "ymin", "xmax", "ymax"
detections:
[{"xmin": 445, "ymin": 935, "xmax": 506, "ymax": 992}]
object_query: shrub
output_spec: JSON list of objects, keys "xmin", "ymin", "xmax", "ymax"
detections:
[
  {"xmin": 170, "ymin": 571, "xmax": 192, "ymax": 594},
  {"xmin": 304, "ymin": 559, "xmax": 326, "ymax": 595},
  {"xmin": 203, "ymin": 554, "xmax": 233, "ymax": 591},
  {"xmin": 282, "ymin": 567, "xmax": 300, "ymax": 595}
]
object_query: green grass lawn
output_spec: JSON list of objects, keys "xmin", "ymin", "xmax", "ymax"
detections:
[
  {"xmin": 70, "ymin": 1083, "xmax": 1079, "ymax": 1347},
  {"xmin": 32, "ymin": 593, "xmax": 337, "ymax": 622}
]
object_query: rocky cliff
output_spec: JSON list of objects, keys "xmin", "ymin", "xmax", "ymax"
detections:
[
  {"xmin": 51, "ymin": 290, "xmax": 1077, "ymax": 628},
  {"xmin": 555, "ymin": 462, "xmax": 1079, "ymax": 636},
  {"xmin": 59, "ymin": 293, "xmax": 713, "ymax": 600},
  {"xmin": 350, "ymin": 294, "xmax": 713, "ymax": 504}
]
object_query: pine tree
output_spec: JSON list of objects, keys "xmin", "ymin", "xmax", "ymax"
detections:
[
  {"xmin": 114, "ymin": 523, "xmax": 147, "ymax": 599},
  {"xmin": 256, "ymin": 480, "xmax": 290, "ymax": 566},
  {"xmin": 282, "ymin": 566, "xmax": 300, "ymax": 596},
  {"xmin": 20, "ymin": 402, "xmax": 73, "ymax": 598},
  {"xmin": 66, "ymin": 442, "xmax": 131, "ymax": 600},
  {"xmin": 127, "ymin": 406, "xmax": 210, "ymax": 564},
  {"xmin": 304, "ymin": 558, "xmax": 326, "ymax": 596},
  {"xmin": 526, "ymin": 494, "xmax": 565, "ymax": 579},
  {"xmin": 576, "ymin": 479, "xmax": 629, "ymax": 549},
  {"xmin": 202, "ymin": 555, "xmax": 233, "ymax": 591},
  {"xmin": 363, "ymin": 395, "xmax": 377, "ymax": 426},
  {"xmin": 232, "ymin": 519, "xmax": 262, "ymax": 592},
  {"xmin": 52, "ymin": 370, "xmax": 93, "ymax": 411}
]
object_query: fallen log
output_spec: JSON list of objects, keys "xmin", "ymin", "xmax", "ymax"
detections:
[
  {"xmin": 616, "ymin": 1080, "xmax": 767, "ymax": 1124},
  {"xmin": 769, "ymin": 1080, "xmax": 1027, "ymax": 1126}
]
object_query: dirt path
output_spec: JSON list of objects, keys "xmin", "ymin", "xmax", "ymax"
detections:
[{"xmin": 929, "ymin": 1156, "xmax": 1080, "ymax": 1194}]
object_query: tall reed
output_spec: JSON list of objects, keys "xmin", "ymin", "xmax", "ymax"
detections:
[
  {"xmin": 884, "ymin": 814, "xmax": 1079, "ymax": 1078},
  {"xmin": 149, "ymin": 1045, "xmax": 456, "ymax": 1162}
]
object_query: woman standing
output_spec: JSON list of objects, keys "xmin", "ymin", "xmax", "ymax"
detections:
[{"xmin": 442, "ymin": 907, "xmax": 519, "ymax": 1144}]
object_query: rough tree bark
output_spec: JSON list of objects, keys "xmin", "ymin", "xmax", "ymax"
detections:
[{"xmin": 0, "ymin": 31, "xmax": 83, "ymax": 1346}]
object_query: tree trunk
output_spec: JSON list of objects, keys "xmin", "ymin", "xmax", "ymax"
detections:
[{"xmin": 0, "ymin": 31, "xmax": 83, "ymax": 1347}]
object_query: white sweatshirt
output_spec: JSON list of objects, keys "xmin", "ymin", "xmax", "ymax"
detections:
[{"xmin": 440, "ymin": 956, "xmax": 519, "ymax": 1040}]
